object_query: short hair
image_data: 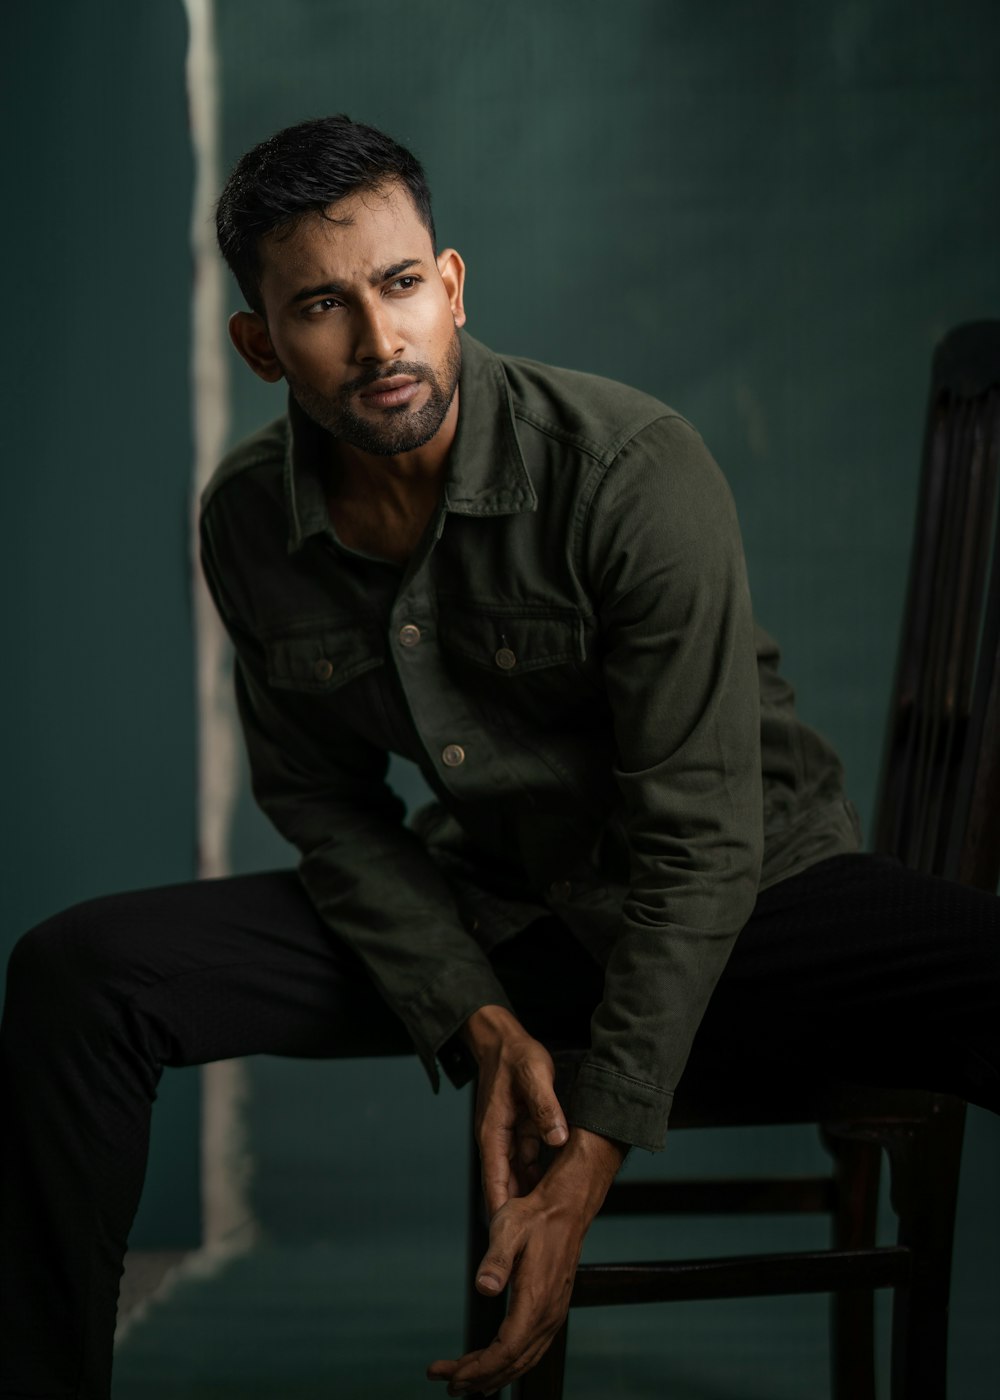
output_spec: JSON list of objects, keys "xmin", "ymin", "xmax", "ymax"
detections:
[{"xmin": 215, "ymin": 114, "xmax": 437, "ymax": 312}]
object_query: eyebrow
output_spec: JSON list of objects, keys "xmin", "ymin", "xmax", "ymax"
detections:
[{"xmin": 289, "ymin": 258, "xmax": 425, "ymax": 307}]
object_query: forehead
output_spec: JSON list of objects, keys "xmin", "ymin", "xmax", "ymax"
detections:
[{"xmin": 257, "ymin": 182, "xmax": 433, "ymax": 301}]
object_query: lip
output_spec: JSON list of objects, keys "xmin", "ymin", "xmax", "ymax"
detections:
[{"xmin": 358, "ymin": 376, "xmax": 422, "ymax": 409}]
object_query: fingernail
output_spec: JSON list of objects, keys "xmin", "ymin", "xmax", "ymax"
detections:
[
  {"xmin": 547, "ymin": 1125, "xmax": 568, "ymax": 1145},
  {"xmin": 477, "ymin": 1272, "xmax": 501, "ymax": 1291}
]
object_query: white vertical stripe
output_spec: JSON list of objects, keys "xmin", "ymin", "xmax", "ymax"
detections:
[
  {"xmin": 117, "ymin": 8, "xmax": 255, "ymax": 1342},
  {"xmin": 183, "ymin": 0, "xmax": 257, "ymax": 1256}
]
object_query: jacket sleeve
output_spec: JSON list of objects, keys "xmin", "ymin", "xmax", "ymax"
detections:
[
  {"xmin": 198, "ymin": 507, "xmax": 514, "ymax": 1090},
  {"xmin": 567, "ymin": 415, "xmax": 763, "ymax": 1150}
]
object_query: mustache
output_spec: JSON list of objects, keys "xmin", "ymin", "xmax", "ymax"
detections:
[{"xmin": 342, "ymin": 362, "xmax": 432, "ymax": 394}]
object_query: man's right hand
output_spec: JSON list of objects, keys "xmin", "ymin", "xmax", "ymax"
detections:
[{"xmin": 460, "ymin": 1005, "xmax": 569, "ymax": 1215}]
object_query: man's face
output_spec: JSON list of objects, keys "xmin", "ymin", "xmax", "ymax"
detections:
[{"xmin": 248, "ymin": 182, "xmax": 466, "ymax": 456}]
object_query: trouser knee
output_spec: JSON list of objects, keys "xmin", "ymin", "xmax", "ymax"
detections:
[
  {"xmin": 3, "ymin": 898, "xmax": 152, "ymax": 1059},
  {"xmin": 943, "ymin": 891, "xmax": 1000, "ymax": 995}
]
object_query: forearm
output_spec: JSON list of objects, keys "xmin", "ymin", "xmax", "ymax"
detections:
[
  {"xmin": 568, "ymin": 914, "xmax": 749, "ymax": 1151},
  {"xmin": 460, "ymin": 1003, "xmax": 528, "ymax": 1056},
  {"xmin": 572, "ymin": 418, "xmax": 763, "ymax": 1151},
  {"xmin": 539, "ymin": 1124, "xmax": 627, "ymax": 1210}
]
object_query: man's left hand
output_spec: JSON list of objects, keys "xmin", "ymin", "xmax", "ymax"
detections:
[{"xmin": 427, "ymin": 1126, "xmax": 625, "ymax": 1397}]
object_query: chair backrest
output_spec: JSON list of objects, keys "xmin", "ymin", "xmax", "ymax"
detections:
[{"xmin": 873, "ymin": 321, "xmax": 1000, "ymax": 893}]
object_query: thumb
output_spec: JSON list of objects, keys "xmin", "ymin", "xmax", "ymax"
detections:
[
  {"xmin": 525, "ymin": 1065, "xmax": 568, "ymax": 1147},
  {"xmin": 475, "ymin": 1209, "xmax": 521, "ymax": 1295}
]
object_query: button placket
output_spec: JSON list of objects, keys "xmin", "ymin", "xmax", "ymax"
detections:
[{"xmin": 390, "ymin": 584, "xmax": 491, "ymax": 793}]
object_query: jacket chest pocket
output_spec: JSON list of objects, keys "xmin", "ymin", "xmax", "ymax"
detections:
[
  {"xmin": 261, "ymin": 618, "xmax": 384, "ymax": 695},
  {"xmin": 436, "ymin": 603, "xmax": 600, "ymax": 731}
]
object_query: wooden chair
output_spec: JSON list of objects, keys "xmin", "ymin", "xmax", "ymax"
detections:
[{"xmin": 465, "ymin": 320, "xmax": 1000, "ymax": 1399}]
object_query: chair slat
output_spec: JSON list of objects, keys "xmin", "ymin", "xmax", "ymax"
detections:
[
  {"xmin": 875, "ymin": 334, "xmax": 1000, "ymax": 891},
  {"xmin": 571, "ymin": 1246, "xmax": 912, "ymax": 1307}
]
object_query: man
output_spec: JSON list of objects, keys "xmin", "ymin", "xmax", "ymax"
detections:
[{"xmin": 2, "ymin": 115, "xmax": 999, "ymax": 1400}]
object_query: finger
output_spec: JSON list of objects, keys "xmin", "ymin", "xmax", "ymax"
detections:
[
  {"xmin": 515, "ymin": 1119, "xmax": 541, "ymax": 1170},
  {"xmin": 475, "ymin": 1247, "xmax": 512, "ymax": 1296},
  {"xmin": 517, "ymin": 1060, "xmax": 568, "ymax": 1147},
  {"xmin": 478, "ymin": 1124, "xmax": 514, "ymax": 1218},
  {"xmin": 445, "ymin": 1325, "xmax": 555, "ymax": 1396},
  {"xmin": 427, "ymin": 1347, "xmax": 515, "ymax": 1399},
  {"xmin": 512, "ymin": 1157, "xmax": 543, "ymax": 1198},
  {"xmin": 452, "ymin": 1211, "xmax": 574, "ymax": 1392},
  {"xmin": 506, "ymin": 1129, "xmax": 541, "ymax": 1200},
  {"xmin": 425, "ymin": 1358, "xmax": 459, "ymax": 1380},
  {"xmin": 533, "ymin": 1098, "xmax": 568, "ymax": 1146},
  {"xmin": 481, "ymin": 1159, "xmax": 512, "ymax": 1219},
  {"xmin": 475, "ymin": 1209, "xmax": 521, "ymax": 1295}
]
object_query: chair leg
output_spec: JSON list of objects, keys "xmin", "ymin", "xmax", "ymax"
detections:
[
  {"xmin": 822, "ymin": 1127, "xmax": 882, "ymax": 1400},
  {"xmin": 465, "ymin": 1093, "xmax": 507, "ymax": 1355},
  {"xmin": 885, "ymin": 1097, "xmax": 966, "ymax": 1400},
  {"xmin": 513, "ymin": 1319, "xmax": 569, "ymax": 1400}
]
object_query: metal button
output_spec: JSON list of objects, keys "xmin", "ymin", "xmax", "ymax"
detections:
[
  {"xmin": 549, "ymin": 879, "xmax": 572, "ymax": 902},
  {"xmin": 442, "ymin": 743, "xmax": 466, "ymax": 768},
  {"xmin": 495, "ymin": 647, "xmax": 517, "ymax": 670},
  {"xmin": 399, "ymin": 623, "xmax": 421, "ymax": 648},
  {"xmin": 313, "ymin": 658, "xmax": 333, "ymax": 682}
]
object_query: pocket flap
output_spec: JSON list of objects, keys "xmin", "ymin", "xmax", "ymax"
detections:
[
  {"xmin": 437, "ymin": 605, "xmax": 586, "ymax": 674},
  {"xmin": 262, "ymin": 620, "xmax": 383, "ymax": 692}
]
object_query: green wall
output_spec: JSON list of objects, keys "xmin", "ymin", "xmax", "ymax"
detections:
[
  {"xmin": 2, "ymin": 0, "xmax": 199, "ymax": 1246},
  {"xmin": 217, "ymin": 0, "xmax": 1000, "ymax": 835},
  {"xmin": 212, "ymin": 1, "xmax": 1000, "ymax": 1391},
  {"xmin": 3, "ymin": 4, "xmax": 1000, "ymax": 1388}
]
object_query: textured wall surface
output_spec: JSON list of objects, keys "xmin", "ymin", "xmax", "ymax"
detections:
[
  {"xmin": 207, "ymin": 3, "xmax": 1000, "ymax": 1393},
  {"xmin": 216, "ymin": 0, "xmax": 1000, "ymax": 841},
  {"xmin": 2, "ymin": 1, "xmax": 199, "ymax": 1245},
  {"xmin": 5, "ymin": 3, "xmax": 1000, "ymax": 1390}
]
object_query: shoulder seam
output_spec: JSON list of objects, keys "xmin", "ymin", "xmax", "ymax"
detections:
[
  {"xmin": 513, "ymin": 403, "xmax": 684, "ymax": 467},
  {"xmin": 200, "ymin": 417, "xmax": 288, "ymax": 514},
  {"xmin": 569, "ymin": 409, "xmax": 702, "ymax": 592}
]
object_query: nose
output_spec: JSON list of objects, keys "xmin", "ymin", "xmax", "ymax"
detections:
[{"xmin": 353, "ymin": 298, "xmax": 404, "ymax": 365}]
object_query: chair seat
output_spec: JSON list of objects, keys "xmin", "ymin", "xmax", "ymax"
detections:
[{"xmin": 669, "ymin": 1072, "xmax": 945, "ymax": 1131}]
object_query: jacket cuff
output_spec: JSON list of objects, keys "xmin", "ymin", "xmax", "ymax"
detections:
[
  {"xmin": 406, "ymin": 962, "xmax": 515, "ymax": 1092},
  {"xmin": 567, "ymin": 1060, "xmax": 672, "ymax": 1152}
]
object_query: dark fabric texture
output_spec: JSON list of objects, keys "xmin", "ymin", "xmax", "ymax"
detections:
[
  {"xmin": 200, "ymin": 332, "xmax": 862, "ymax": 1147},
  {"xmin": 2, "ymin": 852, "xmax": 999, "ymax": 1397}
]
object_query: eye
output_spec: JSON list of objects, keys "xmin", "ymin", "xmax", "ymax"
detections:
[
  {"xmin": 303, "ymin": 296, "xmax": 343, "ymax": 316},
  {"xmin": 389, "ymin": 275, "xmax": 422, "ymax": 292}
]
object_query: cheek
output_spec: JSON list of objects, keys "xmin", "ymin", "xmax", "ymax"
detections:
[
  {"xmin": 411, "ymin": 287, "xmax": 457, "ymax": 338},
  {"xmin": 422, "ymin": 308, "xmax": 461, "ymax": 360},
  {"xmin": 279, "ymin": 327, "xmax": 350, "ymax": 380}
]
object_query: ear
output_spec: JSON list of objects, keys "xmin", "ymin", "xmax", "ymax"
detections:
[
  {"xmin": 436, "ymin": 248, "xmax": 467, "ymax": 329},
  {"xmin": 228, "ymin": 311, "xmax": 284, "ymax": 383}
]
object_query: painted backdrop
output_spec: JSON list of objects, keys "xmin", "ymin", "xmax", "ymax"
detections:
[{"xmin": 5, "ymin": 1, "xmax": 1000, "ymax": 1394}]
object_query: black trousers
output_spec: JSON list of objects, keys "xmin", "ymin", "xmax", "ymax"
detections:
[{"xmin": 2, "ymin": 853, "xmax": 999, "ymax": 1398}]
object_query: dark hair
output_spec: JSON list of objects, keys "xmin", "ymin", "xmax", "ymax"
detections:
[{"xmin": 215, "ymin": 114, "xmax": 436, "ymax": 312}]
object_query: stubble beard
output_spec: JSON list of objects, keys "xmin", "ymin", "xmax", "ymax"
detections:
[{"xmin": 286, "ymin": 331, "xmax": 463, "ymax": 456}]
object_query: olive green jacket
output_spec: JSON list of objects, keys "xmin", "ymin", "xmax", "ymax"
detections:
[{"xmin": 200, "ymin": 332, "xmax": 859, "ymax": 1150}]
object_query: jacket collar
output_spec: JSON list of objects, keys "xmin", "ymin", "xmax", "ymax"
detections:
[{"xmin": 283, "ymin": 331, "xmax": 537, "ymax": 553}]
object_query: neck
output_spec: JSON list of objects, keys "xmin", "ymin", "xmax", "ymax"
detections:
[
  {"xmin": 323, "ymin": 389, "xmax": 460, "ymax": 567},
  {"xmin": 331, "ymin": 388, "xmax": 460, "ymax": 504}
]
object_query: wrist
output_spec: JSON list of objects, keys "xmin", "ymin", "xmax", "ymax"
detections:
[
  {"xmin": 538, "ymin": 1126, "xmax": 627, "ymax": 1216},
  {"xmin": 459, "ymin": 1003, "xmax": 526, "ymax": 1063},
  {"xmin": 563, "ymin": 1124, "xmax": 628, "ymax": 1174}
]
